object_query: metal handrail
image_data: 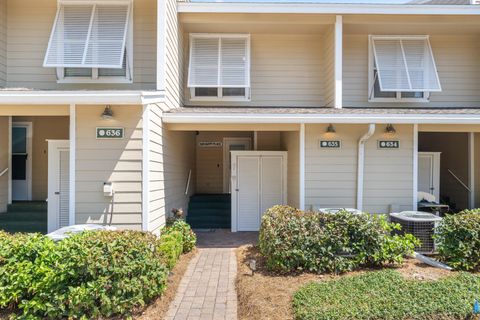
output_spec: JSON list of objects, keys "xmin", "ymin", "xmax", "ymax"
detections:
[
  {"xmin": 447, "ymin": 169, "xmax": 471, "ymax": 192},
  {"xmin": 185, "ymin": 169, "xmax": 192, "ymax": 196},
  {"xmin": 0, "ymin": 168, "xmax": 8, "ymax": 177}
]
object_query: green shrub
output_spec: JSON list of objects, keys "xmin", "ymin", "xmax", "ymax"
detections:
[
  {"xmin": 163, "ymin": 219, "xmax": 196, "ymax": 253},
  {"xmin": 435, "ymin": 213, "xmax": 480, "ymax": 271},
  {"xmin": 293, "ymin": 270, "xmax": 480, "ymax": 320},
  {"xmin": 259, "ymin": 205, "xmax": 419, "ymax": 274},
  {"xmin": 0, "ymin": 230, "xmax": 170, "ymax": 319},
  {"xmin": 159, "ymin": 231, "xmax": 184, "ymax": 269}
]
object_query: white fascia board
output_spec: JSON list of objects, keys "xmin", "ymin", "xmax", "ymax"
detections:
[
  {"xmin": 178, "ymin": 2, "xmax": 480, "ymax": 15},
  {"xmin": 163, "ymin": 112, "xmax": 480, "ymax": 124},
  {"xmin": 0, "ymin": 91, "xmax": 165, "ymax": 105}
]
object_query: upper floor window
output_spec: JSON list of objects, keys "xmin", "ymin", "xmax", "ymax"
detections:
[
  {"xmin": 368, "ymin": 35, "xmax": 441, "ymax": 103},
  {"xmin": 188, "ymin": 34, "xmax": 251, "ymax": 101},
  {"xmin": 43, "ymin": 1, "xmax": 133, "ymax": 84}
]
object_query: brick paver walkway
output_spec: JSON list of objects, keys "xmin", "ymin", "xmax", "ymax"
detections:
[{"xmin": 165, "ymin": 229, "xmax": 257, "ymax": 320}]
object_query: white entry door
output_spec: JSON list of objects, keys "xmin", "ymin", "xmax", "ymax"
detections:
[
  {"xmin": 223, "ymin": 138, "xmax": 251, "ymax": 193},
  {"xmin": 47, "ymin": 140, "xmax": 70, "ymax": 233},
  {"xmin": 418, "ymin": 152, "xmax": 441, "ymax": 201},
  {"xmin": 12, "ymin": 122, "xmax": 32, "ymax": 201},
  {"xmin": 231, "ymin": 151, "xmax": 287, "ymax": 232}
]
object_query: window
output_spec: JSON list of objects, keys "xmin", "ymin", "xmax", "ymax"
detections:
[
  {"xmin": 188, "ymin": 34, "xmax": 250, "ymax": 101},
  {"xmin": 368, "ymin": 35, "xmax": 441, "ymax": 102},
  {"xmin": 44, "ymin": 1, "xmax": 133, "ymax": 83}
]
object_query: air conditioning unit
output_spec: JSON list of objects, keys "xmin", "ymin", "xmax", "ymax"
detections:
[{"xmin": 389, "ymin": 211, "xmax": 442, "ymax": 253}]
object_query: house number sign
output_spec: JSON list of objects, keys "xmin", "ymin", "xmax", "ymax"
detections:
[
  {"xmin": 199, "ymin": 141, "xmax": 223, "ymax": 148},
  {"xmin": 320, "ymin": 140, "xmax": 341, "ymax": 148},
  {"xmin": 378, "ymin": 140, "xmax": 400, "ymax": 149},
  {"xmin": 96, "ymin": 127, "xmax": 124, "ymax": 139}
]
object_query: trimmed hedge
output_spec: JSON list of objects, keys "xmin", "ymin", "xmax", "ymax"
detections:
[
  {"xmin": 163, "ymin": 219, "xmax": 197, "ymax": 253},
  {"xmin": 259, "ymin": 205, "xmax": 419, "ymax": 274},
  {"xmin": 293, "ymin": 270, "xmax": 480, "ymax": 320},
  {"xmin": 435, "ymin": 212, "xmax": 480, "ymax": 271},
  {"xmin": 0, "ymin": 229, "xmax": 185, "ymax": 319}
]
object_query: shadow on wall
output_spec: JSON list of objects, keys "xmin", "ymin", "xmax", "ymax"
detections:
[{"xmin": 418, "ymin": 132, "xmax": 469, "ymax": 211}]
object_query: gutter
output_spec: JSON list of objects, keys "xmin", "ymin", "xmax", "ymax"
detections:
[{"xmin": 357, "ymin": 124, "xmax": 375, "ymax": 211}]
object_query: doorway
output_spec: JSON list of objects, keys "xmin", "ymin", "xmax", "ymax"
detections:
[
  {"xmin": 223, "ymin": 137, "xmax": 252, "ymax": 193},
  {"xmin": 12, "ymin": 122, "xmax": 32, "ymax": 201},
  {"xmin": 47, "ymin": 140, "xmax": 70, "ymax": 233}
]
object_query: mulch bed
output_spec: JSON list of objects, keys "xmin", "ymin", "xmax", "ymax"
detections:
[
  {"xmin": 236, "ymin": 245, "xmax": 453, "ymax": 320},
  {"xmin": 134, "ymin": 249, "xmax": 197, "ymax": 320}
]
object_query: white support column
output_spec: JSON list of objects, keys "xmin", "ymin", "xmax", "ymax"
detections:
[
  {"xmin": 253, "ymin": 131, "xmax": 258, "ymax": 150},
  {"xmin": 299, "ymin": 123, "xmax": 305, "ymax": 210},
  {"xmin": 412, "ymin": 124, "xmax": 418, "ymax": 211},
  {"xmin": 7, "ymin": 116, "xmax": 12, "ymax": 205},
  {"xmin": 142, "ymin": 104, "xmax": 150, "ymax": 231},
  {"xmin": 469, "ymin": 132, "xmax": 475, "ymax": 209},
  {"xmin": 334, "ymin": 15, "xmax": 343, "ymax": 109},
  {"xmin": 69, "ymin": 104, "xmax": 76, "ymax": 226},
  {"xmin": 156, "ymin": 0, "xmax": 166, "ymax": 91}
]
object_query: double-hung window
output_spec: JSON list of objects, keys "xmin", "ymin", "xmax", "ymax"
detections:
[
  {"xmin": 368, "ymin": 35, "xmax": 441, "ymax": 102},
  {"xmin": 43, "ymin": 0, "xmax": 133, "ymax": 83},
  {"xmin": 188, "ymin": 34, "xmax": 251, "ymax": 101}
]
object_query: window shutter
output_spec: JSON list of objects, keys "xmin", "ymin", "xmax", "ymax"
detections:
[
  {"xmin": 188, "ymin": 37, "xmax": 220, "ymax": 87},
  {"xmin": 372, "ymin": 36, "xmax": 441, "ymax": 92},
  {"xmin": 44, "ymin": 2, "xmax": 130, "ymax": 68},
  {"xmin": 188, "ymin": 35, "xmax": 250, "ymax": 88},
  {"xmin": 220, "ymin": 38, "xmax": 249, "ymax": 88}
]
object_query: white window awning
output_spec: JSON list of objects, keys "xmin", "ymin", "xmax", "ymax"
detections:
[
  {"xmin": 44, "ymin": 2, "xmax": 131, "ymax": 69},
  {"xmin": 188, "ymin": 34, "xmax": 250, "ymax": 88},
  {"xmin": 371, "ymin": 36, "xmax": 442, "ymax": 92}
]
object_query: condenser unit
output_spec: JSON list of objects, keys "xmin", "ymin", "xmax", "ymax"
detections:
[{"xmin": 389, "ymin": 211, "xmax": 442, "ymax": 253}]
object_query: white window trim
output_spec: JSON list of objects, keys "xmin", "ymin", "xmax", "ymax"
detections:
[
  {"xmin": 54, "ymin": 0, "xmax": 134, "ymax": 84},
  {"xmin": 368, "ymin": 35, "xmax": 431, "ymax": 103},
  {"xmin": 188, "ymin": 33, "xmax": 251, "ymax": 102}
]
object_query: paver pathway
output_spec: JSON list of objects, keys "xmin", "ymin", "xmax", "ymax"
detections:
[{"xmin": 165, "ymin": 229, "xmax": 257, "ymax": 320}]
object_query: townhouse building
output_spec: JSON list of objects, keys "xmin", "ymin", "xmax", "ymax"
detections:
[{"xmin": 0, "ymin": 0, "xmax": 479, "ymax": 233}]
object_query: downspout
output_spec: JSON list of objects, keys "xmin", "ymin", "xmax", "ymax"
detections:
[{"xmin": 357, "ymin": 124, "xmax": 375, "ymax": 211}]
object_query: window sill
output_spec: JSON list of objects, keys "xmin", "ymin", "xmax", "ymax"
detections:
[
  {"xmin": 57, "ymin": 78, "xmax": 133, "ymax": 84},
  {"xmin": 189, "ymin": 97, "xmax": 251, "ymax": 102},
  {"xmin": 368, "ymin": 98, "xmax": 430, "ymax": 103}
]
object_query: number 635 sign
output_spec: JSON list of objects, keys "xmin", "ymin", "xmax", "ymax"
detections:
[{"xmin": 96, "ymin": 127, "xmax": 124, "ymax": 139}]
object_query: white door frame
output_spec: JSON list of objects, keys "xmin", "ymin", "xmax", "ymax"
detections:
[
  {"xmin": 222, "ymin": 137, "xmax": 252, "ymax": 193},
  {"xmin": 12, "ymin": 122, "xmax": 33, "ymax": 201},
  {"xmin": 418, "ymin": 151, "xmax": 441, "ymax": 201},
  {"xmin": 47, "ymin": 140, "xmax": 70, "ymax": 233},
  {"xmin": 231, "ymin": 151, "xmax": 287, "ymax": 232}
]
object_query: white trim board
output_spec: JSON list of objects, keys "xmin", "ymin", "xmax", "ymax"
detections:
[
  {"xmin": 0, "ymin": 91, "xmax": 165, "ymax": 105},
  {"xmin": 163, "ymin": 113, "xmax": 480, "ymax": 125},
  {"xmin": 69, "ymin": 104, "xmax": 76, "ymax": 226},
  {"xmin": 178, "ymin": 2, "xmax": 480, "ymax": 15}
]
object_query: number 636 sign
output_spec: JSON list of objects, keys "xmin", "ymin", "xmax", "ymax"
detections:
[{"xmin": 96, "ymin": 127, "xmax": 124, "ymax": 139}]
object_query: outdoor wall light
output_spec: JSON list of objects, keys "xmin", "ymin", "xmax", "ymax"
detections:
[
  {"xmin": 101, "ymin": 105, "xmax": 114, "ymax": 120},
  {"xmin": 326, "ymin": 124, "xmax": 336, "ymax": 133},
  {"xmin": 385, "ymin": 124, "xmax": 396, "ymax": 135}
]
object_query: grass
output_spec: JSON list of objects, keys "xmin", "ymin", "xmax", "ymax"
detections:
[{"xmin": 293, "ymin": 270, "xmax": 480, "ymax": 320}]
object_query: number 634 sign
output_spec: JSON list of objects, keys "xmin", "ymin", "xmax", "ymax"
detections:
[{"xmin": 96, "ymin": 127, "xmax": 124, "ymax": 139}]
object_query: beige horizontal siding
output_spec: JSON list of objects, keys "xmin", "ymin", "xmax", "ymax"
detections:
[
  {"xmin": 6, "ymin": 0, "xmax": 156, "ymax": 90},
  {"xmin": 343, "ymin": 34, "xmax": 480, "ymax": 108},
  {"xmin": 148, "ymin": 103, "xmax": 196, "ymax": 234},
  {"xmin": 305, "ymin": 124, "xmax": 414, "ymax": 214},
  {"xmin": 0, "ymin": 117, "xmax": 8, "ymax": 212},
  {"xmin": 75, "ymin": 105, "xmax": 143, "ymax": 230},
  {"xmin": 0, "ymin": 0, "xmax": 6, "ymax": 86},
  {"xmin": 281, "ymin": 131, "xmax": 300, "ymax": 208},
  {"xmin": 184, "ymin": 33, "xmax": 326, "ymax": 107},
  {"xmin": 323, "ymin": 25, "xmax": 335, "ymax": 107}
]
